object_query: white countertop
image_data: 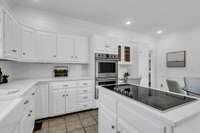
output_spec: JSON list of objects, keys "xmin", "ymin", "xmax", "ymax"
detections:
[
  {"xmin": 0, "ymin": 77, "xmax": 93, "ymax": 100},
  {"xmin": 99, "ymin": 85, "xmax": 200, "ymax": 126}
]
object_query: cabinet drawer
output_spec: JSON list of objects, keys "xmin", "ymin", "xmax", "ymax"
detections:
[
  {"xmin": 78, "ymin": 101, "xmax": 92, "ymax": 110},
  {"xmin": 78, "ymin": 87, "xmax": 91, "ymax": 94},
  {"xmin": 50, "ymin": 81, "xmax": 77, "ymax": 88},
  {"xmin": 78, "ymin": 80, "xmax": 92, "ymax": 87},
  {"xmin": 78, "ymin": 93, "xmax": 92, "ymax": 102}
]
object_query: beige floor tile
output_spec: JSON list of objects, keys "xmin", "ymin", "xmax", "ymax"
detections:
[
  {"xmin": 49, "ymin": 118, "xmax": 65, "ymax": 127},
  {"xmin": 68, "ymin": 128, "xmax": 85, "ymax": 133},
  {"xmin": 67, "ymin": 120, "xmax": 83, "ymax": 132},
  {"xmin": 65, "ymin": 114, "xmax": 80, "ymax": 122},
  {"xmin": 85, "ymin": 125, "xmax": 98, "ymax": 133},
  {"xmin": 80, "ymin": 117, "xmax": 96, "ymax": 128},
  {"xmin": 89, "ymin": 110, "xmax": 98, "ymax": 117},
  {"xmin": 78, "ymin": 112, "xmax": 92, "ymax": 120}
]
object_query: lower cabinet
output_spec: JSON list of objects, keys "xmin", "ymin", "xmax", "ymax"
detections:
[
  {"xmin": 20, "ymin": 87, "xmax": 36, "ymax": 133},
  {"xmin": 49, "ymin": 88, "xmax": 66, "ymax": 116},
  {"xmin": 99, "ymin": 104, "xmax": 116, "ymax": 133},
  {"xmin": 35, "ymin": 84, "xmax": 49, "ymax": 119},
  {"xmin": 66, "ymin": 89, "xmax": 77, "ymax": 113}
]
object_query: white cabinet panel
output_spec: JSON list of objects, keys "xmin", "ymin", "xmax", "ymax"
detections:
[
  {"xmin": 99, "ymin": 104, "xmax": 116, "ymax": 133},
  {"xmin": 49, "ymin": 89, "xmax": 66, "ymax": 116},
  {"xmin": 57, "ymin": 35, "xmax": 74, "ymax": 62},
  {"xmin": 35, "ymin": 84, "xmax": 49, "ymax": 119},
  {"xmin": 21, "ymin": 27, "xmax": 36, "ymax": 59},
  {"xmin": 118, "ymin": 118, "xmax": 141, "ymax": 133},
  {"xmin": 66, "ymin": 89, "xmax": 77, "ymax": 113},
  {"xmin": 74, "ymin": 37, "xmax": 88, "ymax": 63},
  {"xmin": 36, "ymin": 31, "xmax": 57, "ymax": 60}
]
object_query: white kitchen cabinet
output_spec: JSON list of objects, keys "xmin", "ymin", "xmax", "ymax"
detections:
[
  {"xmin": 66, "ymin": 88, "xmax": 77, "ymax": 113},
  {"xmin": 117, "ymin": 118, "xmax": 141, "ymax": 133},
  {"xmin": 57, "ymin": 35, "xmax": 88, "ymax": 63},
  {"xmin": 35, "ymin": 84, "xmax": 49, "ymax": 119},
  {"xmin": 49, "ymin": 88, "xmax": 66, "ymax": 116},
  {"xmin": 93, "ymin": 35, "xmax": 118, "ymax": 54},
  {"xmin": 57, "ymin": 35, "xmax": 74, "ymax": 62},
  {"xmin": 36, "ymin": 31, "xmax": 57, "ymax": 60},
  {"xmin": 20, "ymin": 109, "xmax": 33, "ymax": 133},
  {"xmin": 74, "ymin": 36, "xmax": 88, "ymax": 63},
  {"xmin": 99, "ymin": 104, "xmax": 116, "ymax": 133},
  {"xmin": 4, "ymin": 12, "xmax": 21, "ymax": 58},
  {"xmin": 21, "ymin": 26, "xmax": 36, "ymax": 60}
]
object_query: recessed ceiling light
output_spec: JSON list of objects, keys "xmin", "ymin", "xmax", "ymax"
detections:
[
  {"xmin": 33, "ymin": 0, "xmax": 40, "ymax": 3},
  {"xmin": 126, "ymin": 21, "xmax": 132, "ymax": 25},
  {"xmin": 156, "ymin": 30, "xmax": 163, "ymax": 34}
]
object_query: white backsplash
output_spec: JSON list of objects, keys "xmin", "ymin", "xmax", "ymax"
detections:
[{"xmin": 0, "ymin": 61, "xmax": 90, "ymax": 80}]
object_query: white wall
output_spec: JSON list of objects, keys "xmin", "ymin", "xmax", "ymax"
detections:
[{"xmin": 156, "ymin": 28, "xmax": 200, "ymax": 90}]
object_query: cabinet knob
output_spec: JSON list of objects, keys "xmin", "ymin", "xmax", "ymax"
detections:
[
  {"xmin": 111, "ymin": 125, "xmax": 115, "ymax": 129},
  {"xmin": 32, "ymin": 92, "xmax": 35, "ymax": 96},
  {"xmin": 29, "ymin": 110, "xmax": 33, "ymax": 113},
  {"xmin": 53, "ymin": 55, "xmax": 56, "ymax": 57},
  {"xmin": 24, "ymin": 100, "xmax": 29, "ymax": 105},
  {"xmin": 75, "ymin": 56, "xmax": 78, "ymax": 58},
  {"xmin": 28, "ymin": 114, "xmax": 31, "ymax": 117},
  {"xmin": 62, "ymin": 94, "xmax": 65, "ymax": 97},
  {"xmin": 66, "ymin": 94, "xmax": 68, "ymax": 96},
  {"xmin": 22, "ymin": 52, "xmax": 26, "ymax": 55}
]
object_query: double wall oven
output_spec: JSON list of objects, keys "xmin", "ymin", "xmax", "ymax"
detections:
[{"xmin": 95, "ymin": 53, "xmax": 118, "ymax": 99}]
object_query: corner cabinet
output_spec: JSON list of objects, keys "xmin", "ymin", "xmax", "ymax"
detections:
[{"xmin": 118, "ymin": 43, "xmax": 132, "ymax": 65}]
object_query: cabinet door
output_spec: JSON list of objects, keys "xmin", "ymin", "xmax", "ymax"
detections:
[
  {"xmin": 35, "ymin": 84, "xmax": 49, "ymax": 119},
  {"xmin": 36, "ymin": 31, "xmax": 57, "ymax": 60},
  {"xmin": 49, "ymin": 89, "xmax": 66, "ymax": 116},
  {"xmin": 99, "ymin": 105, "xmax": 116, "ymax": 133},
  {"xmin": 66, "ymin": 88, "xmax": 77, "ymax": 113},
  {"xmin": 20, "ymin": 110, "xmax": 33, "ymax": 133},
  {"xmin": 57, "ymin": 35, "xmax": 74, "ymax": 62},
  {"xmin": 123, "ymin": 45, "xmax": 132, "ymax": 64},
  {"xmin": 74, "ymin": 37, "xmax": 88, "ymax": 63},
  {"xmin": 4, "ymin": 13, "xmax": 15, "ymax": 58},
  {"xmin": 13, "ymin": 22, "xmax": 22, "ymax": 58},
  {"xmin": 21, "ymin": 27, "xmax": 36, "ymax": 59},
  {"xmin": 118, "ymin": 118, "xmax": 141, "ymax": 133}
]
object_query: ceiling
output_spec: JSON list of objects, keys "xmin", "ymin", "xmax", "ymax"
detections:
[{"xmin": 11, "ymin": 0, "xmax": 200, "ymax": 33}]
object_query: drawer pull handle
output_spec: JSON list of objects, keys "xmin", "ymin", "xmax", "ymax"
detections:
[
  {"xmin": 83, "ymin": 105, "xmax": 87, "ymax": 107},
  {"xmin": 12, "ymin": 49, "xmax": 17, "ymax": 52},
  {"xmin": 63, "ymin": 85, "xmax": 68, "ymax": 87},
  {"xmin": 24, "ymin": 100, "xmax": 29, "ymax": 105},
  {"xmin": 83, "ymin": 90, "xmax": 88, "ymax": 92},
  {"xmin": 28, "ymin": 114, "xmax": 31, "ymax": 117},
  {"xmin": 32, "ymin": 93, "xmax": 35, "ymax": 96},
  {"xmin": 30, "ymin": 110, "xmax": 32, "ymax": 113},
  {"xmin": 83, "ymin": 83, "xmax": 88, "ymax": 85}
]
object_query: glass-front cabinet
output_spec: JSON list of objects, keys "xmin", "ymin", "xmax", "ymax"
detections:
[{"xmin": 118, "ymin": 43, "xmax": 132, "ymax": 65}]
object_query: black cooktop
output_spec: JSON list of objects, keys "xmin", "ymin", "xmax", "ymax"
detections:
[{"xmin": 103, "ymin": 84, "xmax": 197, "ymax": 111}]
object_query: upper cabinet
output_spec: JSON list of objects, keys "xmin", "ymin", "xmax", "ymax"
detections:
[
  {"xmin": 93, "ymin": 35, "xmax": 118, "ymax": 54},
  {"xmin": 21, "ymin": 26, "xmax": 36, "ymax": 60},
  {"xmin": 74, "ymin": 36, "xmax": 88, "ymax": 63},
  {"xmin": 57, "ymin": 35, "xmax": 88, "ymax": 63},
  {"xmin": 35, "ymin": 31, "xmax": 57, "ymax": 61},
  {"xmin": 4, "ymin": 12, "xmax": 21, "ymax": 58},
  {"xmin": 0, "ymin": 8, "xmax": 89, "ymax": 63},
  {"xmin": 118, "ymin": 43, "xmax": 132, "ymax": 65}
]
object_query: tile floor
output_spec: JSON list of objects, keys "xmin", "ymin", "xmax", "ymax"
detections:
[{"xmin": 34, "ymin": 110, "xmax": 98, "ymax": 133}]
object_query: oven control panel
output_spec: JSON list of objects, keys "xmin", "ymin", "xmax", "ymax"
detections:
[{"xmin": 95, "ymin": 53, "xmax": 118, "ymax": 60}]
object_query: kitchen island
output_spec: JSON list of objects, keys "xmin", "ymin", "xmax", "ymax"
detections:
[{"xmin": 97, "ymin": 84, "xmax": 200, "ymax": 133}]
